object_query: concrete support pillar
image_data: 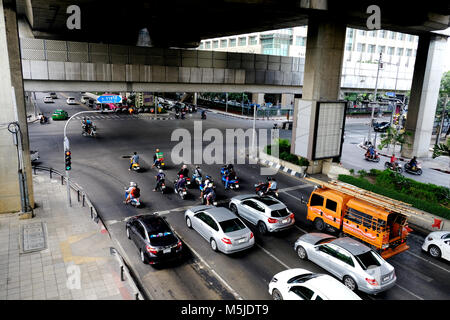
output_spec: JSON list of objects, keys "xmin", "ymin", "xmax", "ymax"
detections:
[
  {"xmin": 0, "ymin": 0, "xmax": 34, "ymax": 214},
  {"xmin": 251, "ymin": 93, "xmax": 265, "ymax": 105},
  {"xmin": 291, "ymin": 17, "xmax": 346, "ymax": 174},
  {"xmin": 193, "ymin": 92, "xmax": 198, "ymax": 105},
  {"xmin": 401, "ymin": 34, "xmax": 448, "ymax": 158}
]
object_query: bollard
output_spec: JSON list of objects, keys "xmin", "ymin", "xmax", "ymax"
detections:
[
  {"xmin": 135, "ymin": 293, "xmax": 139, "ymax": 300},
  {"xmin": 120, "ymin": 266, "xmax": 124, "ymax": 281},
  {"xmin": 82, "ymin": 194, "xmax": 85, "ymax": 207},
  {"xmin": 77, "ymin": 190, "xmax": 80, "ymax": 202},
  {"xmin": 61, "ymin": 175, "xmax": 64, "ymax": 185},
  {"xmin": 49, "ymin": 169, "xmax": 52, "ymax": 179}
]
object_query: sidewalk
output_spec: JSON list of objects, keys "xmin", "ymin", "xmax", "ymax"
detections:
[
  {"xmin": 198, "ymin": 106, "xmax": 289, "ymax": 121},
  {"xmin": 0, "ymin": 172, "xmax": 136, "ymax": 300}
]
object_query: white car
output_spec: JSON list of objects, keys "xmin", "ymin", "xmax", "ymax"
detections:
[
  {"xmin": 66, "ymin": 97, "xmax": 77, "ymax": 105},
  {"xmin": 422, "ymin": 231, "xmax": 450, "ymax": 261},
  {"xmin": 268, "ymin": 268, "xmax": 361, "ymax": 300},
  {"xmin": 43, "ymin": 96, "xmax": 53, "ymax": 103}
]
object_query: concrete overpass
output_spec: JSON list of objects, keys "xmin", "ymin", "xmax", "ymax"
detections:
[{"xmin": 1, "ymin": 0, "xmax": 449, "ymax": 214}]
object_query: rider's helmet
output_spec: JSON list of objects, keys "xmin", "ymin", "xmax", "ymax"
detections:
[
  {"xmin": 196, "ymin": 165, "xmax": 200, "ymax": 169},
  {"xmin": 182, "ymin": 164, "xmax": 187, "ymax": 169},
  {"xmin": 156, "ymin": 148, "xmax": 160, "ymax": 152},
  {"xmin": 179, "ymin": 174, "xmax": 184, "ymax": 179},
  {"xmin": 159, "ymin": 169, "xmax": 163, "ymax": 173},
  {"xmin": 130, "ymin": 182, "xmax": 136, "ymax": 187},
  {"xmin": 208, "ymin": 183, "xmax": 213, "ymax": 188}
]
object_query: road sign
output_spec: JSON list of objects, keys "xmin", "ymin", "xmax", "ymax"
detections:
[
  {"xmin": 385, "ymin": 92, "xmax": 396, "ymax": 97},
  {"xmin": 97, "ymin": 95, "xmax": 122, "ymax": 104}
]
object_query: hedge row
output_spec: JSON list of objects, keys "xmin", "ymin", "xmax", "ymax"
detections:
[
  {"xmin": 338, "ymin": 174, "xmax": 450, "ymax": 220},
  {"xmin": 265, "ymin": 139, "xmax": 309, "ymax": 167}
]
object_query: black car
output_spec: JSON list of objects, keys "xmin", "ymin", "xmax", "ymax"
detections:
[
  {"xmin": 373, "ymin": 121, "xmax": 390, "ymax": 132},
  {"xmin": 126, "ymin": 215, "xmax": 183, "ymax": 265}
]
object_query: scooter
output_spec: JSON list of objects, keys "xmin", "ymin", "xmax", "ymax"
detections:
[
  {"xmin": 404, "ymin": 163, "xmax": 423, "ymax": 175},
  {"xmin": 384, "ymin": 161, "xmax": 403, "ymax": 173},
  {"xmin": 192, "ymin": 173, "xmax": 203, "ymax": 186},
  {"xmin": 364, "ymin": 152, "xmax": 380, "ymax": 162},
  {"xmin": 40, "ymin": 116, "xmax": 49, "ymax": 125},
  {"xmin": 254, "ymin": 182, "xmax": 279, "ymax": 198},
  {"xmin": 181, "ymin": 111, "xmax": 186, "ymax": 119},
  {"xmin": 81, "ymin": 124, "xmax": 96, "ymax": 137},
  {"xmin": 175, "ymin": 111, "xmax": 180, "ymax": 119},
  {"xmin": 201, "ymin": 191, "xmax": 218, "ymax": 206},
  {"xmin": 221, "ymin": 174, "xmax": 240, "ymax": 190},
  {"xmin": 201, "ymin": 112, "xmax": 207, "ymax": 120},
  {"xmin": 155, "ymin": 178, "xmax": 167, "ymax": 194},
  {"xmin": 124, "ymin": 190, "xmax": 141, "ymax": 207},
  {"xmin": 154, "ymin": 158, "xmax": 165, "ymax": 170},
  {"xmin": 174, "ymin": 183, "xmax": 187, "ymax": 200},
  {"xmin": 130, "ymin": 162, "xmax": 141, "ymax": 172}
]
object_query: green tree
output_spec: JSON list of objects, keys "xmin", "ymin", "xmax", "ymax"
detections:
[
  {"xmin": 378, "ymin": 126, "xmax": 412, "ymax": 154},
  {"xmin": 432, "ymin": 137, "xmax": 450, "ymax": 159}
]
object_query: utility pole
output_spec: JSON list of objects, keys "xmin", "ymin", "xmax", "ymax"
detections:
[
  {"xmin": 367, "ymin": 52, "xmax": 382, "ymax": 146},
  {"xmin": 225, "ymin": 92, "xmax": 228, "ymax": 113}
]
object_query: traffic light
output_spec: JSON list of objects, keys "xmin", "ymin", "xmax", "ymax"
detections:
[{"xmin": 65, "ymin": 150, "xmax": 71, "ymax": 171}]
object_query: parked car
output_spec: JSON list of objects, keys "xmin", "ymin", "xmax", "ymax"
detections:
[
  {"xmin": 373, "ymin": 121, "xmax": 390, "ymax": 132},
  {"xmin": 51, "ymin": 109, "xmax": 69, "ymax": 120},
  {"xmin": 66, "ymin": 97, "xmax": 77, "ymax": 105},
  {"xmin": 30, "ymin": 150, "xmax": 39, "ymax": 162},
  {"xmin": 229, "ymin": 195, "xmax": 295, "ymax": 235},
  {"xmin": 80, "ymin": 96, "xmax": 89, "ymax": 104},
  {"xmin": 125, "ymin": 214, "xmax": 183, "ymax": 265},
  {"xmin": 268, "ymin": 268, "xmax": 361, "ymax": 300},
  {"xmin": 294, "ymin": 233, "xmax": 396, "ymax": 294},
  {"xmin": 421, "ymin": 231, "xmax": 450, "ymax": 261},
  {"xmin": 49, "ymin": 92, "xmax": 58, "ymax": 99},
  {"xmin": 184, "ymin": 205, "xmax": 255, "ymax": 254},
  {"xmin": 43, "ymin": 96, "xmax": 53, "ymax": 103}
]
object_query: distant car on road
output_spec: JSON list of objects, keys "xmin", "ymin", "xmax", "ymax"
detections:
[
  {"xmin": 43, "ymin": 96, "xmax": 53, "ymax": 103},
  {"xmin": 294, "ymin": 233, "xmax": 396, "ymax": 294},
  {"xmin": 66, "ymin": 97, "xmax": 77, "ymax": 105},
  {"xmin": 268, "ymin": 268, "xmax": 361, "ymax": 300},
  {"xmin": 30, "ymin": 150, "xmax": 39, "ymax": 162},
  {"xmin": 51, "ymin": 109, "xmax": 69, "ymax": 120},
  {"xmin": 125, "ymin": 214, "xmax": 183, "ymax": 265},
  {"xmin": 422, "ymin": 231, "xmax": 450, "ymax": 261},
  {"xmin": 49, "ymin": 92, "xmax": 58, "ymax": 99},
  {"xmin": 229, "ymin": 195, "xmax": 295, "ymax": 235},
  {"xmin": 373, "ymin": 121, "xmax": 390, "ymax": 132},
  {"xmin": 184, "ymin": 205, "xmax": 255, "ymax": 254}
]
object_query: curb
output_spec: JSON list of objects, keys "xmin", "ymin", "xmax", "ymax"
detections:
[
  {"xmin": 359, "ymin": 144, "xmax": 450, "ymax": 174},
  {"xmin": 248, "ymin": 153, "xmax": 307, "ymax": 179},
  {"xmin": 198, "ymin": 107, "xmax": 287, "ymax": 121}
]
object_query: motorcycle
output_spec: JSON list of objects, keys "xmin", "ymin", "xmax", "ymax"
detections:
[
  {"xmin": 155, "ymin": 178, "xmax": 167, "ymax": 194},
  {"xmin": 124, "ymin": 189, "xmax": 141, "ymax": 207},
  {"xmin": 364, "ymin": 152, "xmax": 380, "ymax": 162},
  {"xmin": 82, "ymin": 124, "xmax": 96, "ymax": 137},
  {"xmin": 192, "ymin": 173, "xmax": 203, "ymax": 186},
  {"xmin": 175, "ymin": 111, "xmax": 180, "ymax": 119},
  {"xmin": 154, "ymin": 158, "xmax": 165, "ymax": 169},
  {"xmin": 39, "ymin": 116, "xmax": 49, "ymax": 125},
  {"xmin": 201, "ymin": 190, "xmax": 218, "ymax": 206},
  {"xmin": 404, "ymin": 163, "xmax": 422, "ymax": 175},
  {"xmin": 181, "ymin": 111, "xmax": 186, "ymax": 120},
  {"xmin": 201, "ymin": 112, "xmax": 207, "ymax": 120},
  {"xmin": 130, "ymin": 162, "xmax": 141, "ymax": 172},
  {"xmin": 220, "ymin": 167, "xmax": 239, "ymax": 190},
  {"xmin": 173, "ymin": 181, "xmax": 188, "ymax": 200},
  {"xmin": 254, "ymin": 182, "xmax": 279, "ymax": 198},
  {"xmin": 384, "ymin": 161, "xmax": 403, "ymax": 173}
]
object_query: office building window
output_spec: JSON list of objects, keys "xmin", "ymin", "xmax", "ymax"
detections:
[
  {"xmin": 345, "ymin": 42, "xmax": 353, "ymax": 51},
  {"xmin": 397, "ymin": 48, "xmax": 404, "ymax": 56},
  {"xmin": 261, "ymin": 34, "xmax": 290, "ymax": 56},
  {"xmin": 238, "ymin": 37, "xmax": 246, "ymax": 46},
  {"xmin": 205, "ymin": 41, "xmax": 211, "ymax": 49},
  {"xmin": 347, "ymin": 29, "xmax": 354, "ymax": 38},
  {"xmin": 369, "ymin": 30, "xmax": 377, "ymax": 37},
  {"xmin": 387, "ymin": 47, "xmax": 395, "ymax": 55},
  {"xmin": 229, "ymin": 38, "xmax": 236, "ymax": 47},
  {"xmin": 357, "ymin": 43, "xmax": 366, "ymax": 52},
  {"xmin": 249, "ymin": 36, "xmax": 257, "ymax": 45},
  {"xmin": 358, "ymin": 30, "xmax": 366, "ymax": 36},
  {"xmin": 368, "ymin": 44, "xmax": 376, "ymax": 53},
  {"xmin": 377, "ymin": 45, "xmax": 385, "ymax": 54},
  {"xmin": 220, "ymin": 39, "xmax": 227, "ymax": 48},
  {"xmin": 398, "ymin": 33, "xmax": 405, "ymax": 40},
  {"xmin": 407, "ymin": 34, "xmax": 414, "ymax": 42},
  {"xmin": 212, "ymin": 40, "xmax": 219, "ymax": 49},
  {"xmin": 199, "ymin": 43, "xmax": 204, "ymax": 49},
  {"xmin": 295, "ymin": 36, "xmax": 306, "ymax": 46},
  {"xmin": 406, "ymin": 48, "xmax": 412, "ymax": 56},
  {"xmin": 389, "ymin": 31, "xmax": 396, "ymax": 40},
  {"xmin": 379, "ymin": 30, "xmax": 386, "ymax": 38}
]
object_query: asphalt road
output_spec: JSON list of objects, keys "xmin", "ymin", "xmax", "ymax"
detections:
[{"xmin": 29, "ymin": 92, "xmax": 450, "ymax": 300}]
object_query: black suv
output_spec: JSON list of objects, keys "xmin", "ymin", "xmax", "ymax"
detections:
[{"xmin": 126, "ymin": 215, "xmax": 183, "ymax": 265}]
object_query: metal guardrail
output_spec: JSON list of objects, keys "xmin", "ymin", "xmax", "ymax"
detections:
[{"xmin": 32, "ymin": 165, "xmax": 146, "ymax": 300}]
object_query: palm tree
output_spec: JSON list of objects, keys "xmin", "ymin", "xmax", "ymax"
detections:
[{"xmin": 378, "ymin": 126, "xmax": 412, "ymax": 154}]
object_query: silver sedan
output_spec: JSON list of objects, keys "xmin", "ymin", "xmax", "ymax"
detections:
[
  {"xmin": 229, "ymin": 194, "xmax": 295, "ymax": 235},
  {"xmin": 184, "ymin": 205, "xmax": 255, "ymax": 254},
  {"xmin": 294, "ymin": 233, "xmax": 396, "ymax": 294}
]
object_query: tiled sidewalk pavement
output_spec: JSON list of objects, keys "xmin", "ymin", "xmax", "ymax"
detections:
[{"xmin": 0, "ymin": 173, "xmax": 135, "ymax": 300}]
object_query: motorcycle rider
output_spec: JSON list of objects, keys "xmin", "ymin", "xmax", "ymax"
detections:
[
  {"xmin": 152, "ymin": 148, "xmax": 164, "ymax": 168},
  {"xmin": 367, "ymin": 145, "xmax": 376, "ymax": 159},
  {"xmin": 153, "ymin": 169, "xmax": 166, "ymax": 192},
  {"xmin": 178, "ymin": 164, "xmax": 189, "ymax": 178},
  {"xmin": 408, "ymin": 156, "xmax": 418, "ymax": 171},
  {"xmin": 266, "ymin": 177, "xmax": 277, "ymax": 195},
  {"xmin": 200, "ymin": 176, "xmax": 212, "ymax": 199},
  {"xmin": 129, "ymin": 152, "xmax": 139, "ymax": 171},
  {"xmin": 175, "ymin": 174, "xmax": 187, "ymax": 194},
  {"xmin": 390, "ymin": 153, "xmax": 398, "ymax": 170},
  {"xmin": 201, "ymin": 110, "xmax": 206, "ymax": 119},
  {"xmin": 204, "ymin": 183, "xmax": 215, "ymax": 205},
  {"xmin": 193, "ymin": 165, "xmax": 202, "ymax": 182},
  {"xmin": 124, "ymin": 182, "xmax": 140, "ymax": 204}
]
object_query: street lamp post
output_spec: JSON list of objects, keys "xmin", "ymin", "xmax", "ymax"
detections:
[
  {"xmin": 63, "ymin": 110, "xmax": 103, "ymax": 206},
  {"xmin": 367, "ymin": 52, "xmax": 382, "ymax": 146}
]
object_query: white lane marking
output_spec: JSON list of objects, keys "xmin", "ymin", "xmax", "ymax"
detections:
[
  {"xmin": 405, "ymin": 250, "xmax": 450, "ymax": 274},
  {"xmin": 171, "ymin": 230, "xmax": 243, "ymax": 300},
  {"xmin": 278, "ymin": 184, "xmax": 311, "ymax": 192},
  {"xmin": 256, "ymin": 244, "xmax": 291, "ymax": 269},
  {"xmin": 293, "ymin": 224, "xmax": 308, "ymax": 234},
  {"xmin": 395, "ymin": 284, "xmax": 424, "ymax": 300}
]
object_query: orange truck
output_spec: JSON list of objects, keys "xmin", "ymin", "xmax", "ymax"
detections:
[{"xmin": 305, "ymin": 178, "xmax": 414, "ymax": 259}]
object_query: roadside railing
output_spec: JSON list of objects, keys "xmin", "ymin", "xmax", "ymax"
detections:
[{"xmin": 32, "ymin": 165, "xmax": 146, "ymax": 300}]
